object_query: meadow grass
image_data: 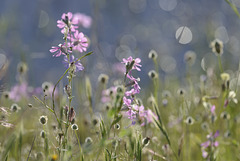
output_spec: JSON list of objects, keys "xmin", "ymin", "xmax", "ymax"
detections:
[{"xmin": 1, "ymin": 1, "xmax": 240, "ymax": 161}]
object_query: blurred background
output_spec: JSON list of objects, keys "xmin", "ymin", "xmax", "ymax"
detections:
[{"xmin": 1, "ymin": 0, "xmax": 240, "ymax": 89}]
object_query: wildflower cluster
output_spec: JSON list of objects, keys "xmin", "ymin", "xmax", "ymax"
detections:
[
  {"xmin": 201, "ymin": 130, "xmax": 219, "ymax": 159},
  {"xmin": 122, "ymin": 56, "xmax": 156, "ymax": 125},
  {"xmin": 49, "ymin": 12, "xmax": 91, "ymax": 73}
]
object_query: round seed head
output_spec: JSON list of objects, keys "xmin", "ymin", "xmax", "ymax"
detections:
[
  {"xmin": 10, "ymin": 103, "xmax": 19, "ymax": 112},
  {"xmin": 220, "ymin": 111, "xmax": 230, "ymax": 120},
  {"xmin": 85, "ymin": 137, "xmax": 93, "ymax": 144},
  {"xmin": 201, "ymin": 122, "xmax": 209, "ymax": 131},
  {"xmin": 98, "ymin": 74, "xmax": 109, "ymax": 84},
  {"xmin": 148, "ymin": 70, "xmax": 158, "ymax": 79},
  {"xmin": 210, "ymin": 39, "xmax": 224, "ymax": 56},
  {"xmin": 17, "ymin": 62, "xmax": 28, "ymax": 74},
  {"xmin": 185, "ymin": 116, "xmax": 194, "ymax": 125},
  {"xmin": 184, "ymin": 51, "xmax": 196, "ymax": 66},
  {"xmin": 42, "ymin": 82, "xmax": 51, "ymax": 92},
  {"xmin": 2, "ymin": 91, "xmax": 9, "ymax": 99},
  {"xmin": 116, "ymin": 85, "xmax": 124, "ymax": 94},
  {"xmin": 162, "ymin": 90, "xmax": 172, "ymax": 98},
  {"xmin": 177, "ymin": 88, "xmax": 185, "ymax": 96},
  {"xmin": 148, "ymin": 50, "xmax": 158, "ymax": 60},
  {"xmin": 114, "ymin": 123, "xmax": 120, "ymax": 130},
  {"xmin": 71, "ymin": 123, "xmax": 78, "ymax": 130},
  {"xmin": 39, "ymin": 115, "xmax": 48, "ymax": 125},
  {"xmin": 142, "ymin": 137, "xmax": 150, "ymax": 146}
]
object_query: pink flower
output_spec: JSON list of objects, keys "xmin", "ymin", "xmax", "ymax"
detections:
[
  {"xmin": 62, "ymin": 55, "xmax": 84, "ymax": 72},
  {"xmin": 50, "ymin": 43, "xmax": 71, "ymax": 57},
  {"xmin": 57, "ymin": 12, "xmax": 78, "ymax": 34},
  {"xmin": 71, "ymin": 31, "xmax": 88, "ymax": 53},
  {"xmin": 211, "ymin": 105, "xmax": 216, "ymax": 114},
  {"xmin": 72, "ymin": 13, "xmax": 92, "ymax": 28},
  {"xmin": 122, "ymin": 56, "xmax": 142, "ymax": 71},
  {"xmin": 123, "ymin": 96, "xmax": 132, "ymax": 106},
  {"xmin": 201, "ymin": 130, "xmax": 219, "ymax": 159},
  {"xmin": 127, "ymin": 75, "xmax": 141, "ymax": 94}
]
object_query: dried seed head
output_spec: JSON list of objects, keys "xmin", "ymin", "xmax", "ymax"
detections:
[
  {"xmin": 2, "ymin": 91, "xmax": 9, "ymax": 99},
  {"xmin": 10, "ymin": 103, "xmax": 20, "ymax": 112},
  {"xmin": 104, "ymin": 103, "xmax": 111, "ymax": 111},
  {"xmin": 114, "ymin": 123, "xmax": 120, "ymax": 130},
  {"xmin": 42, "ymin": 82, "xmax": 51, "ymax": 92},
  {"xmin": 185, "ymin": 116, "xmax": 194, "ymax": 125},
  {"xmin": 184, "ymin": 51, "xmax": 196, "ymax": 66},
  {"xmin": 162, "ymin": 90, "xmax": 172, "ymax": 98},
  {"xmin": 39, "ymin": 115, "xmax": 48, "ymax": 125},
  {"xmin": 210, "ymin": 39, "xmax": 224, "ymax": 56},
  {"xmin": 220, "ymin": 111, "xmax": 230, "ymax": 120},
  {"xmin": 71, "ymin": 123, "xmax": 78, "ymax": 130},
  {"xmin": 148, "ymin": 70, "xmax": 158, "ymax": 79},
  {"xmin": 142, "ymin": 137, "xmax": 150, "ymax": 147},
  {"xmin": 17, "ymin": 62, "xmax": 28, "ymax": 74},
  {"xmin": 148, "ymin": 50, "xmax": 158, "ymax": 60},
  {"xmin": 85, "ymin": 137, "xmax": 93, "ymax": 144},
  {"xmin": 116, "ymin": 85, "xmax": 124, "ymax": 94},
  {"xmin": 177, "ymin": 88, "xmax": 185, "ymax": 97},
  {"xmin": 92, "ymin": 116, "xmax": 100, "ymax": 126},
  {"xmin": 201, "ymin": 122, "xmax": 209, "ymax": 131},
  {"xmin": 98, "ymin": 74, "xmax": 109, "ymax": 84}
]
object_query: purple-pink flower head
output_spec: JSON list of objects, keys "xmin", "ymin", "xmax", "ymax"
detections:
[
  {"xmin": 211, "ymin": 105, "xmax": 216, "ymax": 114},
  {"xmin": 62, "ymin": 55, "xmax": 84, "ymax": 72},
  {"xmin": 72, "ymin": 13, "xmax": 92, "ymax": 28},
  {"xmin": 201, "ymin": 130, "xmax": 219, "ymax": 158},
  {"xmin": 71, "ymin": 31, "xmax": 88, "ymax": 53},
  {"xmin": 122, "ymin": 56, "xmax": 142, "ymax": 72},
  {"xmin": 57, "ymin": 12, "xmax": 78, "ymax": 34},
  {"xmin": 126, "ymin": 75, "xmax": 141, "ymax": 94},
  {"xmin": 50, "ymin": 43, "xmax": 71, "ymax": 57},
  {"xmin": 123, "ymin": 96, "xmax": 132, "ymax": 107}
]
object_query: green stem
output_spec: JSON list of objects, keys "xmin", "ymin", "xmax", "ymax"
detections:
[
  {"xmin": 75, "ymin": 130, "xmax": 83, "ymax": 159},
  {"xmin": 218, "ymin": 55, "xmax": 223, "ymax": 73}
]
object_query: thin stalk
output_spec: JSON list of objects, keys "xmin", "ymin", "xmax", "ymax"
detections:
[
  {"xmin": 74, "ymin": 130, "xmax": 83, "ymax": 159},
  {"xmin": 218, "ymin": 55, "xmax": 223, "ymax": 73}
]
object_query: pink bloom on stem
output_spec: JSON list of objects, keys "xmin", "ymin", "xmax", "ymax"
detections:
[
  {"xmin": 202, "ymin": 150, "xmax": 208, "ymax": 158},
  {"xmin": 122, "ymin": 56, "xmax": 142, "ymax": 71},
  {"xmin": 123, "ymin": 96, "xmax": 132, "ymax": 106},
  {"xmin": 127, "ymin": 75, "xmax": 141, "ymax": 94},
  {"xmin": 57, "ymin": 12, "xmax": 78, "ymax": 34},
  {"xmin": 211, "ymin": 105, "xmax": 216, "ymax": 114},
  {"xmin": 50, "ymin": 43, "xmax": 71, "ymax": 57},
  {"xmin": 72, "ymin": 13, "xmax": 92, "ymax": 28},
  {"xmin": 62, "ymin": 55, "xmax": 84, "ymax": 72},
  {"xmin": 71, "ymin": 31, "xmax": 88, "ymax": 53}
]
